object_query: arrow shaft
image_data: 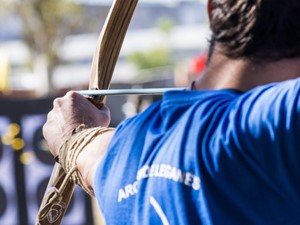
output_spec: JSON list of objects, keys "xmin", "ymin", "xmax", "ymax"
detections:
[{"xmin": 78, "ymin": 88, "xmax": 185, "ymax": 96}]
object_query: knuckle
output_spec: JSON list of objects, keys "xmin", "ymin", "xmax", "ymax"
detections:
[
  {"xmin": 66, "ymin": 91, "xmax": 81, "ymax": 100},
  {"xmin": 66, "ymin": 91, "xmax": 76, "ymax": 98},
  {"xmin": 53, "ymin": 98, "xmax": 62, "ymax": 107}
]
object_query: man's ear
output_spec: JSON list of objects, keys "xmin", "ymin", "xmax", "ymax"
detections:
[{"xmin": 207, "ymin": 0, "xmax": 213, "ymax": 21}]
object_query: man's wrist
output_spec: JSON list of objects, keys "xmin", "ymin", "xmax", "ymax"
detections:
[{"xmin": 58, "ymin": 126, "xmax": 115, "ymax": 196}]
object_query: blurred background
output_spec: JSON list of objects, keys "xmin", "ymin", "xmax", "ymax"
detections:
[{"xmin": 0, "ymin": 0, "xmax": 209, "ymax": 224}]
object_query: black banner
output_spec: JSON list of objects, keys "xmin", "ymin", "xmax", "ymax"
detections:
[{"xmin": 0, "ymin": 97, "xmax": 94, "ymax": 225}]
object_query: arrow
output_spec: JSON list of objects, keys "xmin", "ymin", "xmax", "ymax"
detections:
[{"xmin": 78, "ymin": 88, "xmax": 185, "ymax": 96}]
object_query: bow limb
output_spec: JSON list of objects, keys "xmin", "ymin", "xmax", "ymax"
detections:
[
  {"xmin": 35, "ymin": 1, "xmax": 138, "ymax": 224},
  {"xmin": 89, "ymin": 0, "xmax": 138, "ymax": 103}
]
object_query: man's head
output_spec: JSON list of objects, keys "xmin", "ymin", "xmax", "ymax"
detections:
[{"xmin": 208, "ymin": 0, "xmax": 300, "ymax": 60}]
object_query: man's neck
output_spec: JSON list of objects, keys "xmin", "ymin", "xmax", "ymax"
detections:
[{"xmin": 193, "ymin": 47, "xmax": 300, "ymax": 92}]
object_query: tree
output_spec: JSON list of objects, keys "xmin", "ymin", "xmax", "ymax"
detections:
[
  {"xmin": 128, "ymin": 47, "xmax": 172, "ymax": 70},
  {"xmin": 127, "ymin": 16, "xmax": 175, "ymax": 81},
  {"xmin": 0, "ymin": 0, "xmax": 83, "ymax": 95}
]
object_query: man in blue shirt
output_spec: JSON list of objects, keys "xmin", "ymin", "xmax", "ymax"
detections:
[{"xmin": 43, "ymin": 0, "xmax": 300, "ymax": 224}]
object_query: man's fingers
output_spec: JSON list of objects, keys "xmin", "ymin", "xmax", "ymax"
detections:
[{"xmin": 43, "ymin": 91, "xmax": 112, "ymax": 156}]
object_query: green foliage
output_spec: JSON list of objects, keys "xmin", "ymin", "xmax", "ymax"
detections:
[
  {"xmin": 157, "ymin": 17, "xmax": 174, "ymax": 34},
  {"xmin": 0, "ymin": 0, "xmax": 83, "ymax": 92},
  {"xmin": 0, "ymin": 0, "xmax": 82, "ymax": 59},
  {"xmin": 128, "ymin": 47, "xmax": 172, "ymax": 70}
]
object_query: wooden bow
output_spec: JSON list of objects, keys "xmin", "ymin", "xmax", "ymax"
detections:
[{"xmin": 36, "ymin": 0, "xmax": 138, "ymax": 224}]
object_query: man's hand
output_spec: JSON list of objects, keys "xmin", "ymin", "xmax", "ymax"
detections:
[{"xmin": 43, "ymin": 91, "xmax": 111, "ymax": 158}]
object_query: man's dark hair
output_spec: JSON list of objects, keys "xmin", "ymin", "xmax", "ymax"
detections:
[{"xmin": 210, "ymin": 0, "xmax": 300, "ymax": 60}]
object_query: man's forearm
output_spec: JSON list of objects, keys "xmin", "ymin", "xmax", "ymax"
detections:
[{"xmin": 76, "ymin": 130, "xmax": 115, "ymax": 191}]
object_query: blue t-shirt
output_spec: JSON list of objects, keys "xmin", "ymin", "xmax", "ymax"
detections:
[{"xmin": 94, "ymin": 78, "xmax": 300, "ymax": 225}]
